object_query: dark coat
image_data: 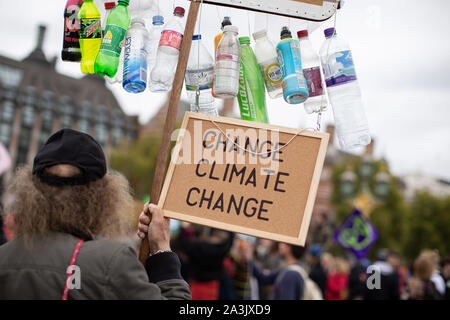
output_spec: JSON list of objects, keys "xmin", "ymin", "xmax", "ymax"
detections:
[{"xmin": 0, "ymin": 232, "xmax": 191, "ymax": 300}]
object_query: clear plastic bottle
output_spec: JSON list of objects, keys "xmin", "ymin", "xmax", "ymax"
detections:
[
  {"xmin": 185, "ymin": 35, "xmax": 217, "ymax": 115},
  {"xmin": 297, "ymin": 30, "xmax": 327, "ymax": 114},
  {"xmin": 252, "ymin": 29, "xmax": 283, "ymax": 99},
  {"xmin": 150, "ymin": 7, "xmax": 185, "ymax": 92},
  {"xmin": 147, "ymin": 15, "xmax": 165, "ymax": 89},
  {"xmin": 123, "ymin": 18, "xmax": 149, "ymax": 93},
  {"xmin": 214, "ymin": 16, "xmax": 232, "ymax": 56},
  {"xmin": 319, "ymin": 27, "xmax": 371, "ymax": 149},
  {"xmin": 214, "ymin": 25, "xmax": 241, "ymax": 99}
]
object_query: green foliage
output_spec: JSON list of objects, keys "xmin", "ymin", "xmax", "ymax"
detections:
[{"xmin": 110, "ymin": 134, "xmax": 161, "ymax": 200}]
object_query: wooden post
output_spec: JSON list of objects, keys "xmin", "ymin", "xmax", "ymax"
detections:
[{"xmin": 138, "ymin": 1, "xmax": 201, "ymax": 264}]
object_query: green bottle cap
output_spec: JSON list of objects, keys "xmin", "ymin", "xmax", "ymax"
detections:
[
  {"xmin": 239, "ymin": 36, "xmax": 250, "ymax": 45},
  {"xmin": 118, "ymin": 0, "xmax": 130, "ymax": 6}
]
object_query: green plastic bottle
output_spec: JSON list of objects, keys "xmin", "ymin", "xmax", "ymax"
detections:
[
  {"xmin": 237, "ymin": 37, "xmax": 269, "ymax": 123},
  {"xmin": 94, "ymin": 0, "xmax": 130, "ymax": 77},
  {"xmin": 78, "ymin": 0, "xmax": 102, "ymax": 74}
]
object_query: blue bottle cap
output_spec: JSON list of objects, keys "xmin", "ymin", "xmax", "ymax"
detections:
[
  {"xmin": 152, "ymin": 15, "xmax": 164, "ymax": 26},
  {"xmin": 193, "ymin": 34, "xmax": 202, "ymax": 40},
  {"xmin": 324, "ymin": 27, "xmax": 336, "ymax": 38}
]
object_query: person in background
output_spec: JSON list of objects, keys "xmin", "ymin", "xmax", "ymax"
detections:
[
  {"xmin": 251, "ymin": 243, "xmax": 322, "ymax": 300},
  {"xmin": 175, "ymin": 225, "xmax": 234, "ymax": 300},
  {"xmin": 0, "ymin": 129, "xmax": 191, "ymax": 300},
  {"xmin": 325, "ymin": 256, "xmax": 350, "ymax": 300},
  {"xmin": 0, "ymin": 205, "xmax": 7, "ymax": 246},
  {"xmin": 306, "ymin": 244, "xmax": 327, "ymax": 297},
  {"xmin": 408, "ymin": 253, "xmax": 443, "ymax": 300},
  {"xmin": 254, "ymin": 239, "xmax": 283, "ymax": 300},
  {"xmin": 440, "ymin": 257, "xmax": 450, "ymax": 300},
  {"xmin": 365, "ymin": 249, "xmax": 400, "ymax": 300},
  {"xmin": 348, "ymin": 258, "xmax": 370, "ymax": 300},
  {"xmin": 417, "ymin": 249, "xmax": 446, "ymax": 297}
]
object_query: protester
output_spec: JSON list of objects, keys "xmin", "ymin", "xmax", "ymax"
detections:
[
  {"xmin": 254, "ymin": 239, "xmax": 283, "ymax": 300},
  {"xmin": 441, "ymin": 257, "xmax": 450, "ymax": 300},
  {"xmin": 175, "ymin": 225, "xmax": 234, "ymax": 300},
  {"xmin": 407, "ymin": 252, "xmax": 444, "ymax": 300},
  {"xmin": 417, "ymin": 249, "xmax": 446, "ymax": 297},
  {"xmin": 325, "ymin": 256, "xmax": 350, "ymax": 300},
  {"xmin": 348, "ymin": 258, "xmax": 370, "ymax": 300},
  {"xmin": 307, "ymin": 244, "xmax": 328, "ymax": 297},
  {"xmin": 0, "ymin": 129, "xmax": 191, "ymax": 300},
  {"xmin": 251, "ymin": 243, "xmax": 323, "ymax": 300},
  {"xmin": 365, "ymin": 249, "xmax": 400, "ymax": 300}
]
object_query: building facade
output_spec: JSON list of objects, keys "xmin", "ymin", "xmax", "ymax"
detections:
[{"xmin": 0, "ymin": 25, "xmax": 139, "ymax": 191}]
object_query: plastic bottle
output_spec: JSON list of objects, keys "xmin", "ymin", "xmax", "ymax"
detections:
[
  {"xmin": 102, "ymin": 1, "xmax": 116, "ymax": 32},
  {"xmin": 319, "ymin": 27, "xmax": 371, "ymax": 149},
  {"xmin": 185, "ymin": 35, "xmax": 217, "ymax": 116},
  {"xmin": 78, "ymin": 0, "xmax": 102, "ymax": 74},
  {"xmin": 94, "ymin": 0, "xmax": 130, "ymax": 78},
  {"xmin": 62, "ymin": 0, "xmax": 83, "ymax": 62},
  {"xmin": 214, "ymin": 16, "xmax": 232, "ymax": 56},
  {"xmin": 252, "ymin": 29, "xmax": 283, "ymax": 99},
  {"xmin": 297, "ymin": 30, "xmax": 327, "ymax": 114},
  {"xmin": 237, "ymin": 37, "xmax": 268, "ymax": 123},
  {"xmin": 123, "ymin": 19, "xmax": 149, "ymax": 93},
  {"xmin": 276, "ymin": 26, "xmax": 309, "ymax": 104},
  {"xmin": 150, "ymin": 7, "xmax": 186, "ymax": 92},
  {"xmin": 147, "ymin": 15, "xmax": 165, "ymax": 89},
  {"xmin": 214, "ymin": 25, "xmax": 241, "ymax": 99}
]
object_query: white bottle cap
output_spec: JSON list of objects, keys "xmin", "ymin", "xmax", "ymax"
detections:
[{"xmin": 252, "ymin": 29, "xmax": 267, "ymax": 40}]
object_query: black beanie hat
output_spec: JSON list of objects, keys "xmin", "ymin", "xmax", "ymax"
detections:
[{"xmin": 32, "ymin": 129, "xmax": 107, "ymax": 186}]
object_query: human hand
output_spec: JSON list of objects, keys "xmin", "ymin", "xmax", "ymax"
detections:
[{"xmin": 137, "ymin": 203, "xmax": 171, "ymax": 255}]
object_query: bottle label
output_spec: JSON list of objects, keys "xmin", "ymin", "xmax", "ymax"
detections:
[
  {"xmin": 264, "ymin": 62, "xmax": 283, "ymax": 85},
  {"xmin": 323, "ymin": 50, "xmax": 357, "ymax": 87},
  {"xmin": 159, "ymin": 30, "xmax": 183, "ymax": 50},
  {"xmin": 216, "ymin": 54, "xmax": 240, "ymax": 63},
  {"xmin": 80, "ymin": 18, "xmax": 101, "ymax": 39},
  {"xmin": 64, "ymin": 3, "xmax": 81, "ymax": 45},
  {"xmin": 185, "ymin": 67, "xmax": 214, "ymax": 91},
  {"xmin": 100, "ymin": 24, "xmax": 127, "ymax": 56},
  {"xmin": 123, "ymin": 36, "xmax": 148, "ymax": 83},
  {"xmin": 303, "ymin": 66, "xmax": 324, "ymax": 97}
]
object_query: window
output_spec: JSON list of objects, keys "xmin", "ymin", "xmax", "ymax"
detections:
[
  {"xmin": 95, "ymin": 123, "xmax": 108, "ymax": 146},
  {"xmin": 77, "ymin": 119, "xmax": 90, "ymax": 134},
  {"xmin": 112, "ymin": 127, "xmax": 123, "ymax": 146},
  {"xmin": 0, "ymin": 64, "xmax": 24, "ymax": 88},
  {"xmin": 16, "ymin": 127, "xmax": 32, "ymax": 167},
  {"xmin": 1, "ymin": 100, "xmax": 15, "ymax": 122},
  {"xmin": 21, "ymin": 105, "xmax": 35, "ymax": 127},
  {"xmin": 60, "ymin": 114, "xmax": 73, "ymax": 129},
  {"xmin": 39, "ymin": 110, "xmax": 54, "ymax": 148},
  {"xmin": 0, "ymin": 123, "xmax": 12, "ymax": 148}
]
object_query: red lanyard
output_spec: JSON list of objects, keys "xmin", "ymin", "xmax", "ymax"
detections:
[{"xmin": 62, "ymin": 239, "xmax": 84, "ymax": 300}]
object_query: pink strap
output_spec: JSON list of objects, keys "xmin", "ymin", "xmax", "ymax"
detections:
[{"xmin": 62, "ymin": 240, "xmax": 84, "ymax": 300}]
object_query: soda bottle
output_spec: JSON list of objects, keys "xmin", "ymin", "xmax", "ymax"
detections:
[
  {"xmin": 123, "ymin": 18, "xmax": 149, "ymax": 93},
  {"xmin": 276, "ymin": 26, "xmax": 309, "ymax": 104},
  {"xmin": 214, "ymin": 16, "xmax": 232, "ymax": 56},
  {"xmin": 61, "ymin": 0, "xmax": 83, "ymax": 62},
  {"xmin": 94, "ymin": 0, "xmax": 130, "ymax": 78},
  {"xmin": 185, "ymin": 35, "xmax": 217, "ymax": 116},
  {"xmin": 147, "ymin": 15, "xmax": 165, "ymax": 89},
  {"xmin": 102, "ymin": 1, "xmax": 116, "ymax": 32},
  {"xmin": 237, "ymin": 37, "xmax": 268, "ymax": 123},
  {"xmin": 297, "ymin": 30, "xmax": 327, "ymax": 114},
  {"xmin": 319, "ymin": 27, "xmax": 371, "ymax": 149},
  {"xmin": 214, "ymin": 25, "xmax": 241, "ymax": 99},
  {"xmin": 252, "ymin": 29, "xmax": 283, "ymax": 99},
  {"xmin": 78, "ymin": 0, "xmax": 102, "ymax": 74},
  {"xmin": 150, "ymin": 7, "xmax": 186, "ymax": 92}
]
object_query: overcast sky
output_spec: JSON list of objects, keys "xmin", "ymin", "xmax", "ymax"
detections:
[{"xmin": 0, "ymin": 0, "xmax": 449, "ymax": 181}]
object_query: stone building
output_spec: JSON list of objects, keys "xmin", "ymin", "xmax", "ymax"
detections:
[{"xmin": 0, "ymin": 25, "xmax": 139, "ymax": 191}]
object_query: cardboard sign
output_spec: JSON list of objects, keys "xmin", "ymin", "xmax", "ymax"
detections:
[
  {"xmin": 159, "ymin": 112, "xmax": 329, "ymax": 245},
  {"xmin": 190, "ymin": 0, "xmax": 337, "ymax": 21}
]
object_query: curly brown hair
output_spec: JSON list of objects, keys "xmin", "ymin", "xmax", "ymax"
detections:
[{"xmin": 4, "ymin": 165, "xmax": 134, "ymax": 243}]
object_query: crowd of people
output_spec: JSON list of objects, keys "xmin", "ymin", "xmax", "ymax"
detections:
[{"xmin": 169, "ymin": 224, "xmax": 450, "ymax": 301}]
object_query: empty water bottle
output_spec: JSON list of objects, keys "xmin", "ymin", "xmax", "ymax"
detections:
[
  {"xmin": 214, "ymin": 25, "xmax": 241, "ymax": 98},
  {"xmin": 320, "ymin": 27, "xmax": 371, "ymax": 149},
  {"xmin": 150, "ymin": 7, "xmax": 185, "ymax": 92},
  {"xmin": 147, "ymin": 15, "xmax": 164, "ymax": 88},
  {"xmin": 186, "ymin": 35, "xmax": 217, "ymax": 116}
]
